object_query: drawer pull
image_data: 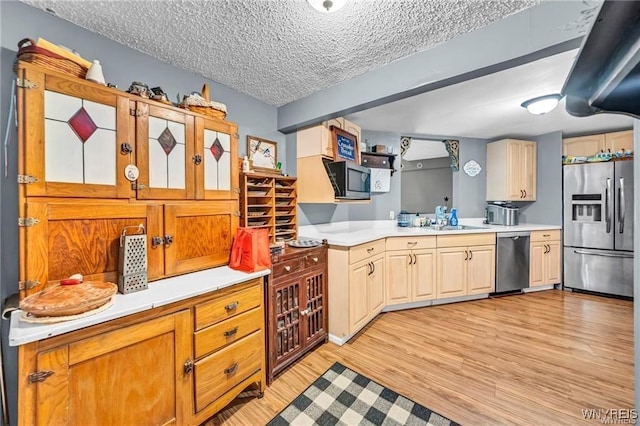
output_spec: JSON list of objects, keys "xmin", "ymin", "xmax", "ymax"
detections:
[
  {"xmin": 224, "ymin": 327, "xmax": 239, "ymax": 337},
  {"xmin": 284, "ymin": 265, "xmax": 291, "ymax": 272},
  {"xmin": 367, "ymin": 248, "xmax": 374, "ymax": 253},
  {"xmin": 225, "ymin": 301, "xmax": 239, "ymax": 311},
  {"xmin": 407, "ymin": 241, "xmax": 417, "ymax": 247},
  {"xmin": 543, "ymin": 234, "xmax": 550, "ymax": 237},
  {"xmin": 224, "ymin": 363, "xmax": 239, "ymax": 375}
]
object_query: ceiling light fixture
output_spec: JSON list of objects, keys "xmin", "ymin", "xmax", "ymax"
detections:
[
  {"xmin": 520, "ymin": 94, "xmax": 563, "ymax": 115},
  {"xmin": 308, "ymin": 0, "xmax": 347, "ymax": 13}
]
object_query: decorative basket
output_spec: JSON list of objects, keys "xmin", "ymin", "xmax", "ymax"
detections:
[
  {"xmin": 184, "ymin": 104, "xmax": 227, "ymax": 120},
  {"xmin": 15, "ymin": 38, "xmax": 88, "ymax": 79}
]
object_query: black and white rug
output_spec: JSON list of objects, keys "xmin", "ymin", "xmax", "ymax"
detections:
[{"xmin": 267, "ymin": 362, "xmax": 460, "ymax": 426}]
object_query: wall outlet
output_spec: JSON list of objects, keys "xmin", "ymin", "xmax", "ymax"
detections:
[{"xmin": 389, "ymin": 210, "xmax": 395, "ymax": 220}]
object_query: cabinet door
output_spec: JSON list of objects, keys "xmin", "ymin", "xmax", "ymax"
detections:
[
  {"xmin": 563, "ymin": 134, "xmax": 605, "ymax": 157},
  {"xmin": 136, "ymin": 102, "xmax": 195, "ymax": 199},
  {"xmin": 412, "ymin": 249, "xmax": 436, "ymax": 301},
  {"xmin": 521, "ymin": 141, "xmax": 537, "ymax": 201},
  {"xmin": 195, "ymin": 117, "xmax": 239, "ymax": 200},
  {"xmin": 385, "ymin": 251, "xmax": 411, "ymax": 305},
  {"xmin": 605, "ymin": 130, "xmax": 633, "ymax": 153},
  {"xmin": 545, "ymin": 242, "xmax": 562, "ymax": 284},
  {"xmin": 436, "ymin": 247, "xmax": 467, "ymax": 298},
  {"xmin": 505, "ymin": 141, "xmax": 523, "ymax": 200},
  {"xmin": 342, "ymin": 118, "xmax": 361, "ymax": 146},
  {"xmin": 18, "ymin": 67, "xmax": 132, "ymax": 199},
  {"xmin": 271, "ymin": 277, "xmax": 304, "ymax": 368},
  {"xmin": 467, "ymin": 245, "xmax": 495, "ymax": 294},
  {"xmin": 163, "ymin": 201, "xmax": 238, "ymax": 275},
  {"xmin": 22, "ymin": 201, "xmax": 163, "ymax": 297},
  {"xmin": 302, "ymin": 269, "xmax": 327, "ymax": 348},
  {"xmin": 35, "ymin": 311, "xmax": 192, "ymax": 426},
  {"xmin": 368, "ymin": 256, "xmax": 385, "ymax": 316},
  {"xmin": 348, "ymin": 259, "xmax": 370, "ymax": 334},
  {"xmin": 529, "ymin": 242, "xmax": 546, "ymax": 287}
]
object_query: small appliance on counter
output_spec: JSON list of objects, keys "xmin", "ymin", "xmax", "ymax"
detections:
[{"xmin": 485, "ymin": 203, "xmax": 519, "ymax": 226}]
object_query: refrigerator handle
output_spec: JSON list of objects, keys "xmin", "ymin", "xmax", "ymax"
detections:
[
  {"xmin": 605, "ymin": 178, "xmax": 612, "ymax": 233},
  {"xmin": 619, "ymin": 177, "xmax": 625, "ymax": 234},
  {"xmin": 573, "ymin": 249, "xmax": 634, "ymax": 259}
]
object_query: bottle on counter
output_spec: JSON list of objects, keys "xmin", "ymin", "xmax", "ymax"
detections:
[
  {"xmin": 242, "ymin": 156, "xmax": 250, "ymax": 172},
  {"xmin": 449, "ymin": 208, "xmax": 459, "ymax": 226}
]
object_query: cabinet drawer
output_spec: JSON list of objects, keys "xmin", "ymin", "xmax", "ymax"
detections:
[
  {"xmin": 273, "ymin": 258, "xmax": 303, "ymax": 278},
  {"xmin": 194, "ymin": 306, "xmax": 263, "ymax": 358},
  {"xmin": 194, "ymin": 330, "xmax": 263, "ymax": 412},
  {"xmin": 194, "ymin": 284, "xmax": 261, "ymax": 330},
  {"xmin": 349, "ymin": 239, "xmax": 385, "ymax": 264},
  {"xmin": 531, "ymin": 230, "xmax": 561, "ymax": 242},
  {"xmin": 436, "ymin": 233, "xmax": 495, "ymax": 248},
  {"xmin": 303, "ymin": 250, "xmax": 326, "ymax": 269},
  {"xmin": 386, "ymin": 236, "xmax": 436, "ymax": 251}
]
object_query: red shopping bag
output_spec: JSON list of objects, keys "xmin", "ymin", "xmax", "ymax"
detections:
[{"xmin": 229, "ymin": 227, "xmax": 271, "ymax": 273}]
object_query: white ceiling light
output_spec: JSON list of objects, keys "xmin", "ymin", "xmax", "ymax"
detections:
[
  {"xmin": 521, "ymin": 94, "xmax": 563, "ymax": 115},
  {"xmin": 308, "ymin": 0, "xmax": 347, "ymax": 13}
]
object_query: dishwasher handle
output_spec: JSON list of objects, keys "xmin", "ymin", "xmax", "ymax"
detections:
[{"xmin": 497, "ymin": 232, "xmax": 531, "ymax": 239}]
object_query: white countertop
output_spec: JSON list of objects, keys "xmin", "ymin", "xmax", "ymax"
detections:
[
  {"xmin": 299, "ymin": 219, "xmax": 561, "ymax": 247},
  {"xmin": 9, "ymin": 266, "xmax": 270, "ymax": 346}
]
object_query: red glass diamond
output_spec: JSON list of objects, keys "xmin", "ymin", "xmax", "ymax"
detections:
[
  {"xmin": 68, "ymin": 107, "xmax": 98, "ymax": 143},
  {"xmin": 209, "ymin": 137, "xmax": 224, "ymax": 162},
  {"xmin": 158, "ymin": 127, "xmax": 177, "ymax": 155}
]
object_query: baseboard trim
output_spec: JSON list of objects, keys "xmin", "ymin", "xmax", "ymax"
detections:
[
  {"xmin": 328, "ymin": 333, "xmax": 348, "ymax": 346},
  {"xmin": 523, "ymin": 284, "xmax": 555, "ymax": 293}
]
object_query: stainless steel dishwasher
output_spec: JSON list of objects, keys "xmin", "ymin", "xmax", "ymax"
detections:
[{"xmin": 496, "ymin": 232, "xmax": 530, "ymax": 293}]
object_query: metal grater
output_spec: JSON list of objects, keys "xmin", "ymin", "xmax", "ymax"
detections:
[{"xmin": 118, "ymin": 224, "xmax": 148, "ymax": 294}]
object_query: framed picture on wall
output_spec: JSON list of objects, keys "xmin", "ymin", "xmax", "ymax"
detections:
[
  {"xmin": 331, "ymin": 126, "xmax": 360, "ymax": 164},
  {"xmin": 247, "ymin": 135, "xmax": 278, "ymax": 172}
]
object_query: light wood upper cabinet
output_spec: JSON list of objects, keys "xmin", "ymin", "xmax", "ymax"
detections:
[
  {"xmin": 17, "ymin": 66, "xmax": 132, "ymax": 199},
  {"xmin": 562, "ymin": 134, "xmax": 605, "ymax": 157},
  {"xmin": 486, "ymin": 139, "xmax": 537, "ymax": 201},
  {"xmin": 32, "ymin": 310, "xmax": 192, "ymax": 426},
  {"xmin": 605, "ymin": 130, "xmax": 633, "ymax": 153},
  {"xmin": 563, "ymin": 130, "xmax": 632, "ymax": 157},
  {"xmin": 296, "ymin": 117, "xmax": 362, "ymax": 204}
]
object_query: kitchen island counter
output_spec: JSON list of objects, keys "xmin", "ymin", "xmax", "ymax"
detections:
[{"xmin": 299, "ymin": 220, "xmax": 561, "ymax": 247}]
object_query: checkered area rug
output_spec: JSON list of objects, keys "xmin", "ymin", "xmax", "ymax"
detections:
[{"xmin": 267, "ymin": 362, "xmax": 460, "ymax": 426}]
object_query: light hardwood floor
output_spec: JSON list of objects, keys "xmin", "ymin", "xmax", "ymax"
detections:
[{"xmin": 206, "ymin": 290, "xmax": 633, "ymax": 425}]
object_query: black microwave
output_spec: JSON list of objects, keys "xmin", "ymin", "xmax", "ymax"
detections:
[{"xmin": 324, "ymin": 161, "xmax": 371, "ymax": 200}]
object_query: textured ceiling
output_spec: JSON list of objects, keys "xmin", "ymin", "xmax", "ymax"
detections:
[{"xmin": 20, "ymin": 0, "xmax": 543, "ymax": 106}]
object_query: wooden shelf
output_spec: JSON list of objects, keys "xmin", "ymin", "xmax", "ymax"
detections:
[
  {"xmin": 361, "ymin": 151, "xmax": 398, "ymax": 175},
  {"xmin": 240, "ymin": 172, "xmax": 298, "ymax": 244}
]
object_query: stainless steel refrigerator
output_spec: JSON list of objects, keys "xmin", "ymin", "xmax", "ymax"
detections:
[{"xmin": 563, "ymin": 161, "xmax": 634, "ymax": 298}]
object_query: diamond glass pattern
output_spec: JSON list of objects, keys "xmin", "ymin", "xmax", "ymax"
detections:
[
  {"xmin": 210, "ymin": 137, "xmax": 224, "ymax": 162},
  {"xmin": 68, "ymin": 107, "xmax": 98, "ymax": 143},
  {"xmin": 158, "ymin": 127, "xmax": 177, "ymax": 155}
]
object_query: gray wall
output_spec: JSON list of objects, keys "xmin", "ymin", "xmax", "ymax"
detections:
[
  {"xmin": 401, "ymin": 157, "xmax": 453, "ymax": 214},
  {"xmin": 518, "ymin": 131, "xmax": 563, "ymax": 225},
  {"xmin": 298, "ymin": 132, "xmax": 489, "ymax": 225},
  {"xmin": 0, "ymin": 2, "xmax": 282, "ymax": 424}
]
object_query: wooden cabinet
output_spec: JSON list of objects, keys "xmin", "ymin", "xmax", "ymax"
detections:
[
  {"xmin": 19, "ymin": 278, "xmax": 266, "ymax": 426},
  {"xmin": 328, "ymin": 240, "xmax": 385, "ymax": 342},
  {"xmin": 240, "ymin": 172, "xmax": 297, "ymax": 244},
  {"xmin": 296, "ymin": 117, "xmax": 364, "ymax": 204},
  {"xmin": 385, "ymin": 237, "xmax": 436, "ymax": 305},
  {"xmin": 530, "ymin": 230, "xmax": 561, "ymax": 287},
  {"xmin": 17, "ymin": 63, "xmax": 239, "ymax": 202},
  {"xmin": 436, "ymin": 234, "xmax": 496, "ymax": 298},
  {"xmin": 486, "ymin": 139, "xmax": 537, "ymax": 201},
  {"xmin": 192, "ymin": 280, "xmax": 265, "ymax": 423},
  {"xmin": 23, "ymin": 310, "xmax": 192, "ymax": 426},
  {"xmin": 19, "ymin": 200, "xmax": 237, "ymax": 297},
  {"xmin": 563, "ymin": 130, "xmax": 632, "ymax": 157},
  {"xmin": 266, "ymin": 244, "xmax": 328, "ymax": 383}
]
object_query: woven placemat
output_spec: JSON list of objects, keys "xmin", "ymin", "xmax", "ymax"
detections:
[{"xmin": 20, "ymin": 296, "xmax": 115, "ymax": 324}]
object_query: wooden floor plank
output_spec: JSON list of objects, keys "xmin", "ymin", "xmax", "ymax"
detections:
[{"xmin": 203, "ymin": 290, "xmax": 634, "ymax": 425}]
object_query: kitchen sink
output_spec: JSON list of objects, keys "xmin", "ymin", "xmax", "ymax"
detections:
[{"xmin": 430, "ymin": 224, "xmax": 487, "ymax": 231}]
